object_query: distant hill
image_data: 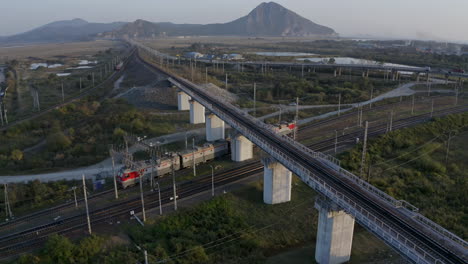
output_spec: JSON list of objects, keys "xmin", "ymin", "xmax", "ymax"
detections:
[
  {"xmin": 0, "ymin": 19, "xmax": 126, "ymax": 45},
  {"xmin": 107, "ymin": 2, "xmax": 336, "ymax": 38},
  {"xmin": 0, "ymin": 2, "xmax": 335, "ymax": 45}
]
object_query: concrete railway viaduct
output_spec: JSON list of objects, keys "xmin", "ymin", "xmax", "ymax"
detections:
[{"xmin": 133, "ymin": 42, "xmax": 468, "ymax": 264}]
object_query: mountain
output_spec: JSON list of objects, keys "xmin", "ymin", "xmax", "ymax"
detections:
[
  {"xmin": 0, "ymin": 19, "xmax": 127, "ymax": 45},
  {"xmin": 0, "ymin": 2, "xmax": 335, "ymax": 44},
  {"xmin": 108, "ymin": 2, "xmax": 336, "ymax": 38}
]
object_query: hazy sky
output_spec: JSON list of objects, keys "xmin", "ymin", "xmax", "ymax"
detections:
[{"xmin": 1, "ymin": 0, "xmax": 468, "ymax": 42}]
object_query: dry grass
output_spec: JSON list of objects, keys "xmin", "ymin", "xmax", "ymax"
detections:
[
  {"xmin": 0, "ymin": 40, "xmax": 123, "ymax": 59},
  {"xmin": 141, "ymin": 36, "xmax": 330, "ymax": 50}
]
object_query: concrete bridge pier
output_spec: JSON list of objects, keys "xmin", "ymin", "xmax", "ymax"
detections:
[
  {"xmin": 366, "ymin": 69, "xmax": 369, "ymax": 78},
  {"xmin": 178, "ymin": 91, "xmax": 191, "ymax": 111},
  {"xmin": 190, "ymin": 100, "xmax": 205, "ymax": 124},
  {"xmin": 206, "ymin": 113, "xmax": 225, "ymax": 142},
  {"xmin": 262, "ymin": 157, "xmax": 292, "ymax": 204},
  {"xmin": 334, "ymin": 69, "xmax": 337, "ymax": 77},
  {"xmin": 315, "ymin": 197, "xmax": 355, "ymax": 264},
  {"xmin": 338, "ymin": 67, "xmax": 342, "ymax": 76},
  {"xmin": 416, "ymin": 73, "xmax": 421, "ymax": 82},
  {"xmin": 231, "ymin": 134, "xmax": 253, "ymax": 162}
]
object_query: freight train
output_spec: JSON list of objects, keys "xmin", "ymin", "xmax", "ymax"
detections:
[
  {"xmin": 116, "ymin": 122, "xmax": 296, "ymax": 189},
  {"xmin": 117, "ymin": 141, "xmax": 229, "ymax": 188}
]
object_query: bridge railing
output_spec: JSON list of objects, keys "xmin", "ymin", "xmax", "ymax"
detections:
[{"xmin": 141, "ymin": 44, "xmax": 468, "ymax": 255}]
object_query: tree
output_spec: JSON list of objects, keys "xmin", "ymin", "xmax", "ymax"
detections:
[
  {"xmin": 43, "ymin": 235, "xmax": 76, "ymax": 264},
  {"xmin": 47, "ymin": 132, "xmax": 72, "ymax": 151},
  {"xmin": 328, "ymin": 57, "xmax": 336, "ymax": 64},
  {"xmin": 10, "ymin": 149, "xmax": 23, "ymax": 161}
]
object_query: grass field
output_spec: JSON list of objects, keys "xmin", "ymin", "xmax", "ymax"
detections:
[{"xmin": 0, "ymin": 40, "xmax": 124, "ymax": 60}]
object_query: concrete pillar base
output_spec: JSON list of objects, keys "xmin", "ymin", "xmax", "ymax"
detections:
[
  {"xmin": 262, "ymin": 157, "xmax": 292, "ymax": 204},
  {"xmin": 206, "ymin": 114, "xmax": 225, "ymax": 142},
  {"xmin": 178, "ymin": 91, "xmax": 191, "ymax": 111},
  {"xmin": 315, "ymin": 197, "xmax": 355, "ymax": 264},
  {"xmin": 190, "ymin": 100, "xmax": 205, "ymax": 124},
  {"xmin": 231, "ymin": 134, "xmax": 253, "ymax": 162}
]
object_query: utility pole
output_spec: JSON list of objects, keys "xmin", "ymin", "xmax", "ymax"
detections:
[
  {"xmin": 301, "ymin": 64, "xmax": 304, "ymax": 78},
  {"xmin": 411, "ymin": 95, "xmax": 415, "ymax": 115},
  {"xmin": 150, "ymin": 149, "xmax": 154, "ymax": 191},
  {"xmin": 156, "ymin": 182, "xmax": 162, "ymax": 215},
  {"xmin": 253, "ymin": 83, "xmax": 257, "ymax": 118},
  {"xmin": 278, "ymin": 107, "xmax": 282, "ymax": 124},
  {"xmin": 369, "ymin": 86, "xmax": 374, "ymax": 109},
  {"xmin": 192, "ymin": 138, "xmax": 196, "ymax": 176},
  {"xmin": 360, "ymin": 121, "xmax": 369, "ymax": 178},
  {"xmin": 225, "ymin": 74, "xmax": 228, "ymax": 90},
  {"xmin": 79, "ymin": 77, "xmax": 82, "ymax": 92},
  {"xmin": 334, "ymin": 130, "xmax": 338, "ymax": 154},
  {"xmin": 92, "ymin": 72, "xmax": 95, "ymax": 87},
  {"xmin": 0, "ymin": 102, "xmax": 4, "ymax": 126},
  {"xmin": 4, "ymin": 183, "xmax": 13, "ymax": 219},
  {"xmin": 293, "ymin": 97, "xmax": 299, "ymax": 140},
  {"xmin": 210, "ymin": 165, "xmax": 215, "ymax": 197},
  {"xmin": 430, "ymin": 99, "xmax": 434, "ymax": 118},
  {"xmin": 110, "ymin": 151, "xmax": 118, "ymax": 199},
  {"xmin": 144, "ymin": 250, "xmax": 148, "ymax": 264},
  {"xmin": 71, "ymin": 186, "xmax": 78, "ymax": 208},
  {"xmin": 82, "ymin": 174, "xmax": 92, "ymax": 234},
  {"xmin": 139, "ymin": 168, "xmax": 146, "ymax": 222},
  {"xmin": 359, "ymin": 107, "xmax": 363, "ymax": 127},
  {"xmin": 389, "ymin": 110, "xmax": 394, "ymax": 132},
  {"xmin": 455, "ymin": 87, "xmax": 459, "ymax": 106},
  {"xmin": 205, "ymin": 67, "xmax": 208, "ymax": 84},
  {"xmin": 172, "ymin": 160, "xmax": 178, "ymax": 211},
  {"xmin": 338, "ymin": 93, "xmax": 341, "ymax": 116},
  {"xmin": 61, "ymin": 82, "xmax": 65, "ymax": 102},
  {"xmin": 356, "ymin": 105, "xmax": 361, "ymax": 126},
  {"xmin": 446, "ymin": 131, "xmax": 453, "ymax": 164}
]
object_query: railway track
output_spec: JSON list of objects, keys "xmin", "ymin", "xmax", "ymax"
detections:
[
  {"xmin": 154, "ymin": 57, "xmax": 466, "ymax": 263},
  {"xmin": 0, "ymin": 48, "xmax": 135, "ymax": 132},
  {"xmin": 0, "ymin": 162, "xmax": 263, "ymax": 258},
  {"xmin": 303, "ymin": 104, "xmax": 468, "ymax": 151},
  {"xmin": 1, "ymin": 103, "xmax": 466, "ymax": 260},
  {"xmin": 1, "ymin": 53, "xmax": 466, "ymax": 261}
]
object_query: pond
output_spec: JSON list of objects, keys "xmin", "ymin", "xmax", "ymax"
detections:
[
  {"xmin": 30, "ymin": 63, "xmax": 64, "ymax": 70},
  {"xmin": 252, "ymin": 52, "xmax": 317, "ymax": 57},
  {"xmin": 296, "ymin": 57, "xmax": 413, "ymax": 68}
]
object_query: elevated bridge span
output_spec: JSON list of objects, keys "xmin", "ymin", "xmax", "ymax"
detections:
[{"xmin": 136, "ymin": 46, "xmax": 467, "ymax": 264}]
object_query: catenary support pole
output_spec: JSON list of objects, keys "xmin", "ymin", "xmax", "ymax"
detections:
[
  {"xmin": 172, "ymin": 161, "xmax": 178, "ymax": 211},
  {"xmin": 338, "ymin": 93, "xmax": 341, "ymax": 116},
  {"xmin": 210, "ymin": 165, "xmax": 215, "ymax": 197},
  {"xmin": 360, "ymin": 121, "xmax": 369, "ymax": 178},
  {"xmin": 111, "ymin": 153, "xmax": 118, "ymax": 199},
  {"xmin": 253, "ymin": 83, "xmax": 257, "ymax": 117},
  {"xmin": 139, "ymin": 168, "xmax": 146, "ymax": 222},
  {"xmin": 82, "ymin": 174, "xmax": 92, "ymax": 234}
]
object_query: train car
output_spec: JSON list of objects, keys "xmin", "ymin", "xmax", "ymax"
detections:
[
  {"xmin": 115, "ymin": 62, "xmax": 124, "ymax": 71},
  {"xmin": 271, "ymin": 122, "xmax": 296, "ymax": 135},
  {"xmin": 180, "ymin": 141, "xmax": 229, "ymax": 169},
  {"xmin": 117, "ymin": 155, "xmax": 181, "ymax": 188},
  {"xmin": 117, "ymin": 141, "xmax": 229, "ymax": 188},
  {"xmin": 117, "ymin": 166, "xmax": 145, "ymax": 189},
  {"xmin": 153, "ymin": 154, "xmax": 181, "ymax": 176}
]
